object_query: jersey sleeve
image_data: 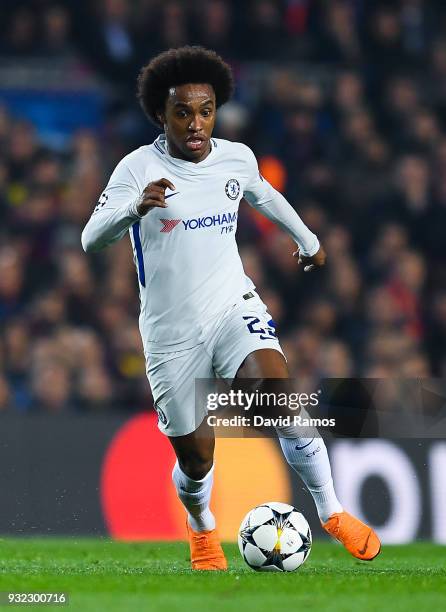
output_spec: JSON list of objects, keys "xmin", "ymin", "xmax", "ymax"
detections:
[
  {"xmin": 81, "ymin": 156, "xmax": 143, "ymax": 252},
  {"xmin": 242, "ymin": 145, "xmax": 320, "ymax": 257}
]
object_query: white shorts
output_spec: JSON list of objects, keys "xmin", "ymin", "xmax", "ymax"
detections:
[{"xmin": 145, "ymin": 292, "xmax": 284, "ymax": 437}]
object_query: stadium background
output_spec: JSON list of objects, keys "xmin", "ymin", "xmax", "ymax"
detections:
[{"xmin": 0, "ymin": 0, "xmax": 445, "ymax": 543}]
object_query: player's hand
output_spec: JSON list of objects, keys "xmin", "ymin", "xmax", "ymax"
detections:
[
  {"xmin": 293, "ymin": 245, "xmax": 326, "ymax": 272},
  {"xmin": 136, "ymin": 178, "xmax": 176, "ymax": 216}
]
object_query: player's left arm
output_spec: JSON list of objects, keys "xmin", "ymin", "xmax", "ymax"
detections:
[{"xmin": 242, "ymin": 146, "xmax": 326, "ymax": 272}]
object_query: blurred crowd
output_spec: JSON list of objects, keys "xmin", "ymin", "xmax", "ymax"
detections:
[
  {"xmin": 1, "ymin": 0, "xmax": 446, "ymax": 412},
  {"xmin": 3, "ymin": 1, "xmax": 446, "ymax": 92}
]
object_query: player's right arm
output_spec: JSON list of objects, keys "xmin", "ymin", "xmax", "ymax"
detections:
[{"xmin": 81, "ymin": 156, "xmax": 175, "ymax": 253}]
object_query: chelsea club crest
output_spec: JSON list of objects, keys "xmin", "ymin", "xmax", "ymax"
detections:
[{"xmin": 225, "ymin": 178, "xmax": 241, "ymax": 200}]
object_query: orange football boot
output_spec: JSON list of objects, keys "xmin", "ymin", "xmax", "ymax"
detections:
[
  {"xmin": 322, "ymin": 511, "xmax": 381, "ymax": 560},
  {"xmin": 186, "ymin": 522, "xmax": 228, "ymax": 570}
]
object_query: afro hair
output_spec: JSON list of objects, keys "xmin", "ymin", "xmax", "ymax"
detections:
[{"xmin": 137, "ymin": 46, "xmax": 234, "ymax": 127}]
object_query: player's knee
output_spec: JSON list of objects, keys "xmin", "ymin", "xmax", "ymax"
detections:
[
  {"xmin": 236, "ymin": 349, "xmax": 288, "ymax": 378},
  {"xmin": 179, "ymin": 454, "xmax": 213, "ymax": 481}
]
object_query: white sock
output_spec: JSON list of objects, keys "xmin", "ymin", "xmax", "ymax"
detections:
[
  {"xmin": 172, "ymin": 461, "xmax": 216, "ymax": 532},
  {"xmin": 278, "ymin": 437, "xmax": 343, "ymax": 522}
]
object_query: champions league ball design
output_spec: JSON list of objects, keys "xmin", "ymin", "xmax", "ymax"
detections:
[{"xmin": 238, "ymin": 502, "xmax": 312, "ymax": 572}]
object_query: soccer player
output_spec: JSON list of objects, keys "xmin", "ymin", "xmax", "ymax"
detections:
[{"xmin": 82, "ymin": 46, "xmax": 380, "ymax": 569}]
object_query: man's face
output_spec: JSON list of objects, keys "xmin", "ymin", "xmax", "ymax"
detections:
[{"xmin": 159, "ymin": 83, "xmax": 216, "ymax": 163}]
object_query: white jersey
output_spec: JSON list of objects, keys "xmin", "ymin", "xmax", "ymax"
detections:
[{"xmin": 81, "ymin": 135, "xmax": 319, "ymax": 353}]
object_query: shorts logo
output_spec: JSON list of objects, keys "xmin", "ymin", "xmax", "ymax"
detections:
[
  {"xmin": 160, "ymin": 219, "xmax": 181, "ymax": 233},
  {"xmin": 155, "ymin": 404, "xmax": 168, "ymax": 425},
  {"xmin": 225, "ymin": 179, "xmax": 240, "ymax": 200}
]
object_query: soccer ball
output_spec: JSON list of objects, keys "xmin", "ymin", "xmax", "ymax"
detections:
[{"xmin": 238, "ymin": 502, "xmax": 312, "ymax": 572}]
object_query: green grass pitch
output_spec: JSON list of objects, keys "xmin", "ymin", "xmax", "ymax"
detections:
[{"xmin": 0, "ymin": 539, "xmax": 445, "ymax": 611}]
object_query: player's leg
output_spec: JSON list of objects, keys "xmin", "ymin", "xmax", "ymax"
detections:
[
  {"xmin": 236, "ymin": 348, "xmax": 380, "ymax": 560},
  {"xmin": 146, "ymin": 345, "xmax": 226, "ymax": 570},
  {"xmin": 236, "ymin": 349, "xmax": 344, "ymax": 523},
  {"xmin": 169, "ymin": 418, "xmax": 227, "ymax": 571},
  {"xmin": 212, "ymin": 300, "xmax": 346, "ymax": 528},
  {"xmin": 169, "ymin": 416, "xmax": 216, "ymax": 532}
]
